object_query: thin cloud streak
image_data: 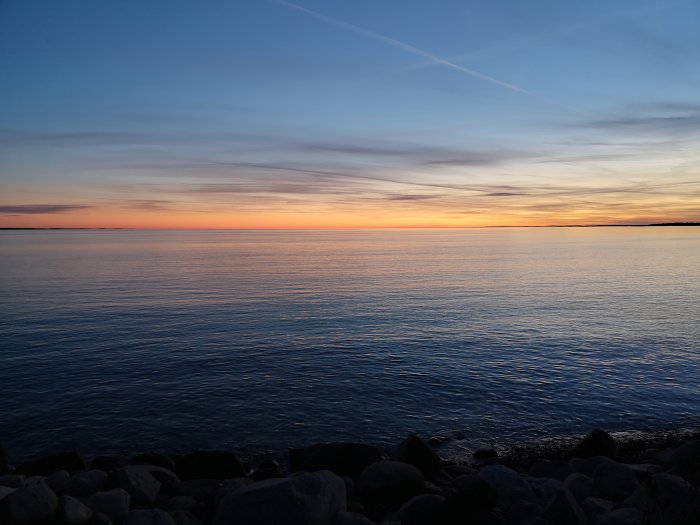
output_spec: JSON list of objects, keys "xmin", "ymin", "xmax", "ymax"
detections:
[
  {"xmin": 0, "ymin": 204, "xmax": 92, "ymax": 214},
  {"xmin": 274, "ymin": 0, "xmax": 524, "ymax": 92}
]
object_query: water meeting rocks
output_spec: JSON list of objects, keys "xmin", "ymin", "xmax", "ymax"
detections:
[{"xmin": 357, "ymin": 460, "xmax": 425, "ymax": 504}]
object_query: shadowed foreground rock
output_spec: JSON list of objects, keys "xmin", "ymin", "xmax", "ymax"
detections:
[{"xmin": 0, "ymin": 430, "xmax": 699, "ymax": 525}]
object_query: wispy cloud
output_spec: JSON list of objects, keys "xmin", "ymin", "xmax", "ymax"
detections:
[
  {"xmin": 274, "ymin": 0, "xmax": 524, "ymax": 92},
  {"xmin": 0, "ymin": 204, "xmax": 92, "ymax": 214}
]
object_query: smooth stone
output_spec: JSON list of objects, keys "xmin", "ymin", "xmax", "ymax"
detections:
[
  {"xmin": 290, "ymin": 443, "xmax": 382, "ymax": 479},
  {"xmin": 65, "ymin": 469, "xmax": 108, "ymax": 497},
  {"xmin": 61, "ymin": 495, "xmax": 94, "ymax": 525},
  {"xmin": 593, "ymin": 461, "xmax": 639, "ymax": 501},
  {"xmin": 173, "ymin": 451, "xmax": 245, "ymax": 481},
  {"xmin": 117, "ymin": 465, "xmax": 162, "ymax": 505},
  {"xmin": 569, "ymin": 429, "xmax": 617, "ymax": 459},
  {"xmin": 334, "ymin": 511, "xmax": 376, "ymax": 525},
  {"xmin": 528, "ymin": 459, "xmax": 573, "ymax": 481},
  {"xmin": 6, "ymin": 480, "xmax": 58, "ymax": 524},
  {"xmin": 93, "ymin": 512, "xmax": 113, "ymax": 525},
  {"xmin": 0, "ymin": 474, "xmax": 24, "ymax": 488},
  {"xmin": 162, "ymin": 495, "xmax": 199, "ymax": 512},
  {"xmin": 213, "ymin": 470, "xmax": 346, "ymax": 525},
  {"xmin": 626, "ymin": 463, "xmax": 660, "ymax": 480},
  {"xmin": 581, "ymin": 496, "xmax": 613, "ymax": 523},
  {"xmin": 169, "ymin": 510, "xmax": 203, "ymax": 525},
  {"xmin": 443, "ymin": 464, "xmax": 475, "ymax": 478},
  {"xmin": 626, "ymin": 472, "xmax": 700, "ymax": 525},
  {"xmin": 87, "ymin": 488, "xmax": 131, "ymax": 522},
  {"xmin": 597, "ymin": 507, "xmax": 645, "ymax": 525},
  {"xmin": 177, "ymin": 478, "xmax": 222, "ymax": 502},
  {"xmin": 563, "ymin": 473, "xmax": 594, "ymax": 503},
  {"xmin": 357, "ymin": 461, "xmax": 424, "ymax": 504},
  {"xmin": 394, "ymin": 434, "xmax": 444, "ymax": 480},
  {"xmin": 478, "ymin": 465, "xmax": 538, "ymax": 522},
  {"xmin": 472, "ymin": 448, "xmax": 498, "ymax": 461},
  {"xmin": 543, "ymin": 487, "xmax": 587, "ymax": 525},
  {"xmin": 17, "ymin": 451, "xmax": 86, "ymax": 476},
  {"xmin": 136, "ymin": 465, "xmax": 180, "ymax": 492},
  {"xmin": 132, "ymin": 453, "xmax": 176, "ymax": 471},
  {"xmin": 664, "ymin": 440, "xmax": 700, "ymax": 483},
  {"xmin": 569, "ymin": 455, "xmax": 615, "ymax": 478},
  {"xmin": 398, "ymin": 494, "xmax": 445, "ymax": 525},
  {"xmin": 124, "ymin": 509, "xmax": 177, "ymax": 525},
  {"xmin": 90, "ymin": 455, "xmax": 128, "ymax": 471},
  {"xmin": 526, "ymin": 476, "xmax": 561, "ymax": 507},
  {"xmin": 46, "ymin": 470, "xmax": 70, "ymax": 493},
  {"xmin": 0, "ymin": 485, "xmax": 15, "ymax": 500}
]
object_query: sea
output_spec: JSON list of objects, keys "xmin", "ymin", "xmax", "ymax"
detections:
[{"xmin": 1, "ymin": 227, "xmax": 699, "ymax": 461}]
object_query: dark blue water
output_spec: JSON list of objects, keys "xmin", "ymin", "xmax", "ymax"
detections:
[{"xmin": 1, "ymin": 228, "xmax": 699, "ymax": 460}]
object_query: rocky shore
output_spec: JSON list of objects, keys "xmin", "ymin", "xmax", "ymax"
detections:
[{"xmin": 1, "ymin": 428, "xmax": 699, "ymax": 525}]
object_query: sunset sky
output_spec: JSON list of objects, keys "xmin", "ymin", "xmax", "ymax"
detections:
[{"xmin": 1, "ymin": 0, "xmax": 699, "ymax": 228}]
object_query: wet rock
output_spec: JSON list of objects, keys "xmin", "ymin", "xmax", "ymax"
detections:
[
  {"xmin": 65, "ymin": 469, "xmax": 108, "ymax": 498},
  {"xmin": 626, "ymin": 472, "xmax": 700, "ymax": 525},
  {"xmin": 290, "ymin": 443, "xmax": 382, "ymax": 479},
  {"xmin": 46, "ymin": 470, "xmax": 70, "ymax": 494},
  {"xmin": 334, "ymin": 511, "xmax": 376, "ymax": 525},
  {"xmin": 581, "ymin": 496, "xmax": 613, "ymax": 523},
  {"xmin": 664, "ymin": 440, "xmax": 700, "ymax": 483},
  {"xmin": 526, "ymin": 476, "xmax": 561, "ymax": 507},
  {"xmin": 398, "ymin": 494, "xmax": 444, "ymax": 525},
  {"xmin": 169, "ymin": 510, "xmax": 203, "ymax": 525},
  {"xmin": 442, "ymin": 474, "xmax": 497, "ymax": 522},
  {"xmin": 560, "ymin": 472, "xmax": 593, "ymax": 504},
  {"xmin": 626, "ymin": 463, "xmax": 660, "ymax": 480},
  {"xmin": 137, "ymin": 465, "xmax": 180, "ymax": 492},
  {"xmin": 0, "ymin": 474, "xmax": 24, "ymax": 488},
  {"xmin": 357, "ymin": 461, "xmax": 424, "ymax": 505},
  {"xmin": 61, "ymin": 495, "xmax": 94, "ymax": 525},
  {"xmin": 478, "ymin": 465, "xmax": 538, "ymax": 522},
  {"xmin": 213, "ymin": 470, "xmax": 345, "ymax": 525},
  {"xmin": 133, "ymin": 453, "xmax": 176, "ymax": 471},
  {"xmin": 569, "ymin": 429, "xmax": 617, "ymax": 459},
  {"xmin": 569, "ymin": 455, "xmax": 615, "ymax": 478},
  {"xmin": 117, "ymin": 465, "xmax": 162, "ymax": 505},
  {"xmin": 124, "ymin": 509, "xmax": 177, "ymax": 525},
  {"xmin": 91, "ymin": 455, "xmax": 128, "ymax": 471},
  {"xmin": 174, "ymin": 451, "xmax": 245, "ymax": 481},
  {"xmin": 597, "ymin": 507, "xmax": 645, "ymax": 525},
  {"xmin": 0, "ymin": 486, "xmax": 15, "ymax": 501},
  {"xmin": 542, "ymin": 487, "xmax": 587, "ymax": 525},
  {"xmin": 177, "ymin": 479, "xmax": 221, "ymax": 503},
  {"xmin": 528, "ymin": 459, "xmax": 573, "ymax": 481},
  {"xmin": 87, "ymin": 488, "xmax": 131, "ymax": 522},
  {"xmin": 395, "ymin": 434, "xmax": 444, "ymax": 481},
  {"xmin": 162, "ymin": 495, "xmax": 198, "ymax": 512},
  {"xmin": 443, "ymin": 464, "xmax": 474, "ymax": 478},
  {"xmin": 593, "ymin": 461, "xmax": 638, "ymax": 501},
  {"xmin": 473, "ymin": 448, "xmax": 498, "ymax": 461},
  {"xmin": 250, "ymin": 459, "xmax": 282, "ymax": 482},
  {"xmin": 16, "ymin": 451, "xmax": 86, "ymax": 476},
  {"xmin": 6, "ymin": 480, "xmax": 58, "ymax": 524}
]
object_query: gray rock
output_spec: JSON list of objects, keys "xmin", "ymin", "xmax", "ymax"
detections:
[
  {"xmin": 581, "ymin": 496, "xmax": 613, "ymax": 523},
  {"xmin": 61, "ymin": 495, "xmax": 94, "ymax": 525},
  {"xmin": 543, "ymin": 487, "xmax": 586, "ymax": 525},
  {"xmin": 93, "ymin": 512, "xmax": 113, "ymax": 525},
  {"xmin": 123, "ymin": 509, "xmax": 177, "ymax": 525},
  {"xmin": 562, "ymin": 473, "xmax": 593, "ymax": 503},
  {"xmin": 46, "ymin": 470, "xmax": 70, "ymax": 493},
  {"xmin": 213, "ymin": 470, "xmax": 346, "ymax": 525},
  {"xmin": 626, "ymin": 472, "xmax": 700, "ymax": 525},
  {"xmin": 626, "ymin": 463, "xmax": 660, "ymax": 480},
  {"xmin": 87, "ymin": 488, "xmax": 131, "ymax": 522},
  {"xmin": 162, "ymin": 495, "xmax": 198, "ymax": 512},
  {"xmin": 597, "ymin": 507, "xmax": 645, "ymax": 525},
  {"xmin": 16, "ymin": 451, "xmax": 86, "ymax": 476},
  {"xmin": 569, "ymin": 429, "xmax": 617, "ymax": 459},
  {"xmin": 0, "ymin": 474, "xmax": 24, "ymax": 488},
  {"xmin": 6, "ymin": 480, "xmax": 58, "ymax": 524},
  {"xmin": 117, "ymin": 465, "xmax": 162, "ymax": 505},
  {"xmin": 394, "ymin": 434, "xmax": 444, "ymax": 480},
  {"xmin": 65, "ymin": 469, "xmax": 108, "ymax": 497},
  {"xmin": 526, "ymin": 477, "xmax": 561, "ymax": 507},
  {"xmin": 138, "ymin": 465, "xmax": 180, "ymax": 491},
  {"xmin": 168, "ymin": 510, "xmax": 203, "ymax": 525},
  {"xmin": 593, "ymin": 461, "xmax": 638, "ymax": 501},
  {"xmin": 290, "ymin": 442, "xmax": 382, "ymax": 479},
  {"xmin": 664, "ymin": 440, "xmax": 700, "ymax": 483},
  {"xmin": 398, "ymin": 494, "xmax": 444, "ymax": 525},
  {"xmin": 132, "ymin": 453, "xmax": 176, "ymax": 471},
  {"xmin": 334, "ymin": 511, "xmax": 376, "ymax": 525},
  {"xmin": 528, "ymin": 459, "xmax": 573, "ymax": 481},
  {"xmin": 478, "ymin": 465, "xmax": 538, "ymax": 522},
  {"xmin": 91, "ymin": 455, "xmax": 129, "ymax": 471},
  {"xmin": 569, "ymin": 455, "xmax": 615, "ymax": 477},
  {"xmin": 174, "ymin": 450, "xmax": 246, "ymax": 481},
  {"xmin": 357, "ymin": 461, "xmax": 424, "ymax": 504},
  {"xmin": 0, "ymin": 485, "xmax": 15, "ymax": 501}
]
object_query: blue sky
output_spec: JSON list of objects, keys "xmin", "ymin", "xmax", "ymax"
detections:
[{"xmin": 1, "ymin": 0, "xmax": 699, "ymax": 227}]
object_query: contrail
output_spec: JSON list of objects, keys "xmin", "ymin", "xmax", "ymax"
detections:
[{"xmin": 273, "ymin": 0, "xmax": 524, "ymax": 93}]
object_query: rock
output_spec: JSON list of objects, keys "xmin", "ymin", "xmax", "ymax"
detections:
[
  {"xmin": 543, "ymin": 487, "xmax": 587, "ymax": 525},
  {"xmin": 61, "ymin": 495, "xmax": 94, "ymax": 525},
  {"xmin": 0, "ymin": 474, "xmax": 24, "ymax": 488},
  {"xmin": 593, "ymin": 461, "xmax": 638, "ymax": 501},
  {"xmin": 664, "ymin": 440, "xmax": 700, "ymax": 483},
  {"xmin": 464, "ymin": 511, "xmax": 507, "ymax": 525},
  {"xmin": 93, "ymin": 512, "xmax": 113, "ymax": 525},
  {"xmin": 526, "ymin": 476, "xmax": 561, "ymax": 507},
  {"xmin": 626, "ymin": 463, "xmax": 660, "ymax": 480},
  {"xmin": 16, "ymin": 451, "xmax": 86, "ymax": 476},
  {"xmin": 443, "ymin": 464, "xmax": 474, "ymax": 478},
  {"xmin": 169, "ymin": 510, "xmax": 203, "ymax": 525},
  {"xmin": 250, "ymin": 459, "xmax": 282, "ymax": 482},
  {"xmin": 478, "ymin": 465, "xmax": 538, "ymax": 523},
  {"xmin": 563, "ymin": 473, "xmax": 594, "ymax": 503},
  {"xmin": 442, "ymin": 474, "xmax": 497, "ymax": 522},
  {"xmin": 65, "ymin": 469, "xmax": 108, "ymax": 497},
  {"xmin": 132, "ymin": 453, "xmax": 176, "ymax": 471},
  {"xmin": 597, "ymin": 507, "xmax": 645, "ymax": 525},
  {"xmin": 90, "ymin": 455, "xmax": 128, "ymax": 471},
  {"xmin": 472, "ymin": 448, "xmax": 498, "ymax": 461},
  {"xmin": 213, "ymin": 470, "xmax": 346, "ymax": 525},
  {"xmin": 290, "ymin": 443, "xmax": 382, "ymax": 479},
  {"xmin": 162, "ymin": 495, "xmax": 198, "ymax": 512},
  {"xmin": 569, "ymin": 455, "xmax": 615, "ymax": 477},
  {"xmin": 87, "ymin": 488, "xmax": 131, "ymax": 522},
  {"xmin": 398, "ymin": 494, "xmax": 444, "ymax": 525},
  {"xmin": 626, "ymin": 472, "xmax": 700, "ymax": 525},
  {"xmin": 528, "ymin": 459, "xmax": 573, "ymax": 481},
  {"xmin": 357, "ymin": 461, "xmax": 424, "ymax": 504},
  {"xmin": 0, "ymin": 486, "xmax": 15, "ymax": 501},
  {"xmin": 117, "ymin": 465, "xmax": 162, "ymax": 505},
  {"xmin": 581, "ymin": 496, "xmax": 613, "ymax": 522},
  {"xmin": 123, "ymin": 509, "xmax": 177, "ymax": 525},
  {"xmin": 173, "ymin": 451, "xmax": 245, "ymax": 481},
  {"xmin": 569, "ymin": 429, "xmax": 617, "ymax": 459},
  {"xmin": 6, "ymin": 480, "xmax": 58, "ymax": 524},
  {"xmin": 0, "ymin": 443, "xmax": 9, "ymax": 474},
  {"xmin": 334, "ymin": 511, "xmax": 376, "ymax": 525},
  {"xmin": 177, "ymin": 478, "xmax": 221, "ymax": 502},
  {"xmin": 46, "ymin": 470, "xmax": 70, "ymax": 493},
  {"xmin": 394, "ymin": 434, "xmax": 444, "ymax": 481},
  {"xmin": 138, "ymin": 465, "xmax": 180, "ymax": 492}
]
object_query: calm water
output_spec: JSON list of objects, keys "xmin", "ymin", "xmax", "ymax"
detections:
[{"xmin": 1, "ymin": 228, "xmax": 699, "ymax": 461}]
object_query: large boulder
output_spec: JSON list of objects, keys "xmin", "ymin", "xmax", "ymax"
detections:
[
  {"xmin": 394, "ymin": 435, "xmax": 444, "ymax": 481},
  {"xmin": 562, "ymin": 473, "xmax": 593, "ymax": 503},
  {"xmin": 528, "ymin": 459, "xmax": 573, "ymax": 481},
  {"xmin": 117, "ymin": 466, "xmax": 162, "ymax": 505},
  {"xmin": 398, "ymin": 494, "xmax": 444, "ymax": 525},
  {"xmin": 290, "ymin": 443, "xmax": 382, "ymax": 479},
  {"xmin": 5, "ymin": 480, "xmax": 58, "ymax": 524},
  {"xmin": 597, "ymin": 507, "xmax": 645, "ymax": 525},
  {"xmin": 90, "ymin": 455, "xmax": 128, "ymax": 471},
  {"xmin": 123, "ymin": 509, "xmax": 177, "ymax": 525},
  {"xmin": 664, "ymin": 440, "xmax": 700, "ymax": 483},
  {"xmin": 357, "ymin": 461, "xmax": 424, "ymax": 505},
  {"xmin": 0, "ymin": 475, "xmax": 24, "ymax": 488},
  {"xmin": 213, "ymin": 470, "xmax": 346, "ymax": 525},
  {"xmin": 569, "ymin": 429, "xmax": 617, "ymax": 459},
  {"xmin": 173, "ymin": 451, "xmax": 245, "ymax": 481},
  {"xmin": 60, "ymin": 495, "xmax": 93, "ymax": 525},
  {"xmin": 46, "ymin": 470, "xmax": 70, "ymax": 494},
  {"xmin": 626, "ymin": 472, "xmax": 700, "ymax": 525},
  {"xmin": 441, "ymin": 474, "xmax": 497, "ymax": 523},
  {"xmin": 478, "ymin": 465, "xmax": 538, "ymax": 522},
  {"xmin": 16, "ymin": 451, "xmax": 86, "ymax": 476},
  {"xmin": 593, "ymin": 461, "xmax": 638, "ymax": 501},
  {"xmin": 65, "ymin": 470, "xmax": 108, "ymax": 498},
  {"xmin": 542, "ymin": 487, "xmax": 587, "ymax": 525},
  {"xmin": 87, "ymin": 488, "xmax": 131, "ymax": 522},
  {"xmin": 132, "ymin": 453, "xmax": 176, "ymax": 471}
]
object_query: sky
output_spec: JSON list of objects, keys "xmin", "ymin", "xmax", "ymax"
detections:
[{"xmin": 1, "ymin": 0, "xmax": 699, "ymax": 228}]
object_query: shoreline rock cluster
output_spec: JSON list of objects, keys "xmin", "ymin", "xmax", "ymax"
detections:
[{"xmin": 1, "ymin": 429, "xmax": 699, "ymax": 525}]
